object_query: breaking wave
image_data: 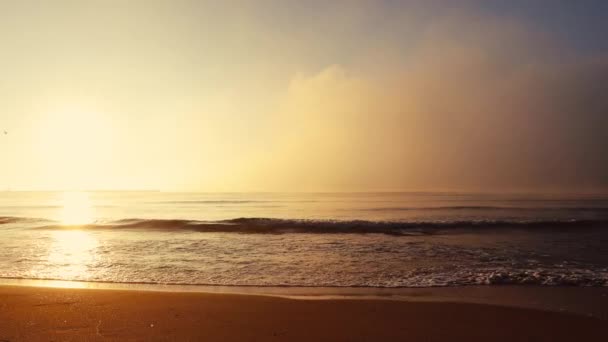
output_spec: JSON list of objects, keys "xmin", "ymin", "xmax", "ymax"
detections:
[
  {"xmin": 3, "ymin": 216, "xmax": 606, "ymax": 234},
  {"xmin": 363, "ymin": 206, "xmax": 608, "ymax": 211}
]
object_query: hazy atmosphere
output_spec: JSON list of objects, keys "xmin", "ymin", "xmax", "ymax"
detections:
[
  {"xmin": 2, "ymin": 3, "xmax": 608, "ymax": 340},
  {"xmin": 1, "ymin": 0, "xmax": 607, "ymax": 192}
]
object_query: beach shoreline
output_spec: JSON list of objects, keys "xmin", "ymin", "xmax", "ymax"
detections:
[
  {"xmin": 3, "ymin": 278, "xmax": 608, "ymax": 317},
  {"xmin": 0, "ymin": 284, "xmax": 606, "ymax": 341}
]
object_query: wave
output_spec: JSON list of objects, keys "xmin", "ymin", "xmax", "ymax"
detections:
[
  {"xmin": 12, "ymin": 217, "xmax": 608, "ymax": 235},
  {"xmin": 157, "ymin": 200, "xmax": 273, "ymax": 204},
  {"xmin": 1, "ymin": 267, "xmax": 606, "ymax": 287},
  {"xmin": 0, "ymin": 216, "xmax": 21, "ymax": 224},
  {"xmin": 0, "ymin": 216, "xmax": 51, "ymax": 225},
  {"xmin": 363, "ymin": 206, "xmax": 608, "ymax": 211}
]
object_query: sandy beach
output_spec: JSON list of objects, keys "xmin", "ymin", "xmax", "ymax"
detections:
[{"xmin": 0, "ymin": 285, "xmax": 605, "ymax": 341}]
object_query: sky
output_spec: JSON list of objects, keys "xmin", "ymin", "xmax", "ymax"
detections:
[{"xmin": 0, "ymin": 0, "xmax": 607, "ymax": 192}]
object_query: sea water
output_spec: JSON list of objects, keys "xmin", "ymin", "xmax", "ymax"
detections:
[{"xmin": 1, "ymin": 191, "xmax": 607, "ymax": 287}]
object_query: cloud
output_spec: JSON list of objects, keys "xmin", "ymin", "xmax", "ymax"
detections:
[
  {"xmin": 253, "ymin": 11, "xmax": 608, "ymax": 192},
  {"xmin": 2, "ymin": 2, "xmax": 606, "ymax": 192}
]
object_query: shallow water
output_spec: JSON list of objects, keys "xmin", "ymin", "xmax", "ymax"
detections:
[{"xmin": 1, "ymin": 191, "xmax": 607, "ymax": 287}]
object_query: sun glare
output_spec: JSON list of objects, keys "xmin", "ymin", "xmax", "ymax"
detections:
[
  {"xmin": 60, "ymin": 191, "xmax": 95, "ymax": 225},
  {"xmin": 47, "ymin": 230, "xmax": 99, "ymax": 280},
  {"xmin": 33, "ymin": 108, "xmax": 115, "ymax": 190}
]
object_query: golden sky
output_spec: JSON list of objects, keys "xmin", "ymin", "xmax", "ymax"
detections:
[{"xmin": 1, "ymin": 1, "xmax": 607, "ymax": 192}]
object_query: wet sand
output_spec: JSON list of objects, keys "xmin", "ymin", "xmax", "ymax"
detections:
[{"xmin": 0, "ymin": 285, "xmax": 605, "ymax": 341}]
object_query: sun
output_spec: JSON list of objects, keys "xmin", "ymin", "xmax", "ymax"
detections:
[
  {"xmin": 33, "ymin": 107, "xmax": 115, "ymax": 190},
  {"xmin": 59, "ymin": 191, "xmax": 95, "ymax": 225}
]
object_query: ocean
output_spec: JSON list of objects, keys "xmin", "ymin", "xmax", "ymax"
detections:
[{"xmin": 1, "ymin": 191, "xmax": 607, "ymax": 287}]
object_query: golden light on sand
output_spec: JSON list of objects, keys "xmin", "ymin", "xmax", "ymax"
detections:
[
  {"xmin": 60, "ymin": 191, "xmax": 94, "ymax": 225},
  {"xmin": 37, "ymin": 279, "xmax": 88, "ymax": 289}
]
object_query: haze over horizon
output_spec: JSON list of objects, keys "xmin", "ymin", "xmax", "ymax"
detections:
[{"xmin": 1, "ymin": 0, "xmax": 607, "ymax": 193}]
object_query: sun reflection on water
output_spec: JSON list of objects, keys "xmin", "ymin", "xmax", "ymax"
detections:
[
  {"xmin": 45, "ymin": 230, "xmax": 99, "ymax": 280},
  {"xmin": 25, "ymin": 191, "xmax": 103, "ymax": 282}
]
